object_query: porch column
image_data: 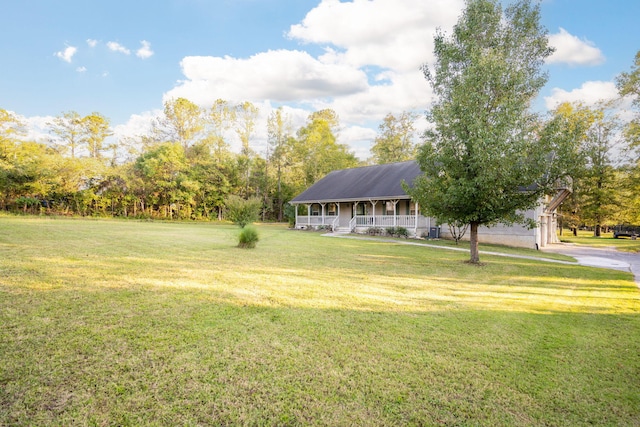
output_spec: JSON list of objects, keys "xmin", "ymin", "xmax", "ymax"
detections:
[
  {"xmin": 320, "ymin": 203, "xmax": 326, "ymax": 226},
  {"xmin": 392, "ymin": 200, "xmax": 398, "ymax": 227},
  {"xmin": 337, "ymin": 203, "xmax": 341, "ymax": 228},
  {"xmin": 353, "ymin": 202, "xmax": 359, "ymax": 228},
  {"xmin": 306, "ymin": 204, "xmax": 311, "ymax": 227},
  {"xmin": 540, "ymin": 214, "xmax": 548, "ymax": 248},
  {"xmin": 371, "ymin": 200, "xmax": 378, "ymax": 227},
  {"xmin": 295, "ymin": 204, "xmax": 298, "ymax": 227},
  {"xmin": 414, "ymin": 202, "xmax": 419, "ymax": 234}
]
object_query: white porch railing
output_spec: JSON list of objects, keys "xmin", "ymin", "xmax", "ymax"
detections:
[
  {"xmin": 296, "ymin": 215, "xmax": 422, "ymax": 229},
  {"xmin": 353, "ymin": 215, "xmax": 417, "ymax": 227},
  {"xmin": 331, "ymin": 216, "xmax": 340, "ymax": 230},
  {"xmin": 296, "ymin": 215, "xmax": 337, "ymax": 227}
]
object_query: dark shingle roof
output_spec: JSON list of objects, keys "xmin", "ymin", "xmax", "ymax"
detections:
[{"xmin": 290, "ymin": 160, "xmax": 422, "ymax": 204}]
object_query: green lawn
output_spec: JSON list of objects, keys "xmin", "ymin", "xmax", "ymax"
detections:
[
  {"xmin": 1, "ymin": 216, "xmax": 639, "ymax": 426},
  {"xmin": 559, "ymin": 229, "xmax": 640, "ymax": 253}
]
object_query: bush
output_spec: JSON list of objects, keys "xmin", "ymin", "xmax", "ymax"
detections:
[
  {"xmin": 367, "ymin": 227, "xmax": 384, "ymax": 236},
  {"xmin": 225, "ymin": 195, "xmax": 261, "ymax": 228},
  {"xmin": 385, "ymin": 226, "xmax": 409, "ymax": 238},
  {"xmin": 238, "ymin": 225, "xmax": 259, "ymax": 249}
]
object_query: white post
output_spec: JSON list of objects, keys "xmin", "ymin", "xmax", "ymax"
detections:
[
  {"xmin": 295, "ymin": 204, "xmax": 298, "ymax": 228},
  {"xmin": 337, "ymin": 203, "xmax": 341, "ymax": 228},
  {"xmin": 392, "ymin": 200, "xmax": 398, "ymax": 227},
  {"xmin": 353, "ymin": 202, "xmax": 359, "ymax": 227},
  {"xmin": 320, "ymin": 203, "xmax": 326, "ymax": 226},
  {"xmin": 371, "ymin": 200, "xmax": 378, "ymax": 227},
  {"xmin": 306, "ymin": 204, "xmax": 311, "ymax": 227}
]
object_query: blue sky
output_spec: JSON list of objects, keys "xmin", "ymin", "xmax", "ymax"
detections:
[{"xmin": 2, "ymin": 0, "xmax": 638, "ymax": 159}]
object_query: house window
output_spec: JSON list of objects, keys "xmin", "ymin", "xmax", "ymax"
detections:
[
  {"xmin": 385, "ymin": 201, "xmax": 395, "ymax": 215},
  {"xmin": 327, "ymin": 203, "xmax": 337, "ymax": 216},
  {"xmin": 356, "ymin": 203, "xmax": 366, "ymax": 215},
  {"xmin": 311, "ymin": 204, "xmax": 320, "ymax": 216}
]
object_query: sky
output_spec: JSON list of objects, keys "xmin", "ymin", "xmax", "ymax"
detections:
[{"xmin": 2, "ymin": 0, "xmax": 638, "ymax": 160}]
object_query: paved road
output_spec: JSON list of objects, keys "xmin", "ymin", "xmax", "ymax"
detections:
[{"xmin": 541, "ymin": 243, "xmax": 640, "ymax": 286}]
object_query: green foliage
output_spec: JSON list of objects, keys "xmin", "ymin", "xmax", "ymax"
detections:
[
  {"xmin": 291, "ymin": 109, "xmax": 359, "ymax": 189},
  {"xmin": 161, "ymin": 97, "xmax": 203, "ymax": 150},
  {"xmin": 370, "ymin": 112, "xmax": 418, "ymax": 164},
  {"xmin": 385, "ymin": 226, "xmax": 409, "ymax": 238},
  {"xmin": 409, "ymin": 0, "xmax": 560, "ymax": 263},
  {"xmin": 616, "ymin": 50, "xmax": 640, "ymax": 149},
  {"xmin": 367, "ymin": 226, "xmax": 384, "ymax": 236},
  {"xmin": 237, "ymin": 225, "xmax": 259, "ymax": 248},
  {"xmin": 225, "ymin": 195, "xmax": 261, "ymax": 228}
]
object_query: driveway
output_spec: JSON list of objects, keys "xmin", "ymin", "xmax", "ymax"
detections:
[{"xmin": 541, "ymin": 243, "xmax": 640, "ymax": 286}]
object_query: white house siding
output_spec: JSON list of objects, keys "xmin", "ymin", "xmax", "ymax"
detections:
[{"xmin": 438, "ymin": 206, "xmax": 555, "ymax": 250}]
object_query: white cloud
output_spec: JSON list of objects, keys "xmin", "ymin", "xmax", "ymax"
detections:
[
  {"xmin": 107, "ymin": 41, "xmax": 131, "ymax": 55},
  {"xmin": 136, "ymin": 40, "xmax": 154, "ymax": 59},
  {"xmin": 87, "ymin": 39, "xmax": 98, "ymax": 48},
  {"xmin": 164, "ymin": 50, "xmax": 369, "ymax": 106},
  {"xmin": 161, "ymin": 0, "xmax": 462, "ymax": 159},
  {"xmin": 547, "ymin": 28, "xmax": 605, "ymax": 66},
  {"xmin": 76, "ymin": 66, "xmax": 87, "ymax": 73},
  {"xmin": 544, "ymin": 81, "xmax": 619, "ymax": 110},
  {"xmin": 16, "ymin": 114, "xmax": 54, "ymax": 143},
  {"xmin": 54, "ymin": 46, "xmax": 77, "ymax": 63},
  {"xmin": 288, "ymin": 0, "xmax": 463, "ymax": 72}
]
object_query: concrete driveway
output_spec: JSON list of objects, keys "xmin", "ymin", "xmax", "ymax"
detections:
[{"xmin": 541, "ymin": 243, "xmax": 640, "ymax": 286}]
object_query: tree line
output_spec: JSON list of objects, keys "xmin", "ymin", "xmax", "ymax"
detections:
[
  {"xmin": 0, "ymin": 99, "xmax": 424, "ymax": 222},
  {"xmin": 1, "ymin": 39, "xmax": 639, "ymax": 238}
]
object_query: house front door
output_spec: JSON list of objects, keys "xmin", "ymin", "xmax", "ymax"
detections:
[{"xmin": 339, "ymin": 202, "xmax": 352, "ymax": 228}]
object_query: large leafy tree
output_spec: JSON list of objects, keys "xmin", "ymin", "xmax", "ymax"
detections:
[
  {"xmin": 616, "ymin": 51, "xmax": 640, "ymax": 226},
  {"xmin": 267, "ymin": 107, "xmax": 293, "ymax": 221},
  {"xmin": 408, "ymin": 0, "xmax": 560, "ymax": 263},
  {"xmin": 616, "ymin": 50, "xmax": 640, "ymax": 149},
  {"xmin": 82, "ymin": 112, "xmax": 112, "ymax": 159},
  {"xmin": 370, "ymin": 111, "xmax": 418, "ymax": 164},
  {"xmin": 134, "ymin": 142, "xmax": 189, "ymax": 218},
  {"xmin": 235, "ymin": 101, "xmax": 259, "ymax": 197},
  {"xmin": 579, "ymin": 109, "xmax": 623, "ymax": 235},
  {"xmin": 160, "ymin": 98, "xmax": 204, "ymax": 151},
  {"xmin": 49, "ymin": 111, "xmax": 85, "ymax": 158},
  {"xmin": 292, "ymin": 109, "xmax": 358, "ymax": 190}
]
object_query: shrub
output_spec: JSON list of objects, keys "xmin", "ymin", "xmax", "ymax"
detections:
[
  {"xmin": 385, "ymin": 226, "xmax": 408, "ymax": 238},
  {"xmin": 368, "ymin": 227, "xmax": 384, "ymax": 236},
  {"xmin": 225, "ymin": 195, "xmax": 261, "ymax": 228},
  {"xmin": 238, "ymin": 225, "xmax": 259, "ymax": 249},
  {"xmin": 395, "ymin": 227, "xmax": 409, "ymax": 238}
]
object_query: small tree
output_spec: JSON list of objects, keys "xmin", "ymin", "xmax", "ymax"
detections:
[
  {"xmin": 225, "ymin": 195, "xmax": 261, "ymax": 228},
  {"xmin": 448, "ymin": 221, "xmax": 469, "ymax": 245}
]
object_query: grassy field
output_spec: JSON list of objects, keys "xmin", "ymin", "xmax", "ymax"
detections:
[
  {"xmin": 1, "ymin": 216, "xmax": 639, "ymax": 426},
  {"xmin": 559, "ymin": 229, "xmax": 640, "ymax": 253}
]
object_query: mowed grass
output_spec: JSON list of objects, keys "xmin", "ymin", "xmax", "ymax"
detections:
[
  {"xmin": 559, "ymin": 229, "xmax": 640, "ymax": 253},
  {"xmin": 1, "ymin": 217, "xmax": 639, "ymax": 426}
]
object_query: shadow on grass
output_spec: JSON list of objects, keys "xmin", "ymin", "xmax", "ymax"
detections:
[{"xmin": 1, "ymin": 285, "xmax": 639, "ymax": 426}]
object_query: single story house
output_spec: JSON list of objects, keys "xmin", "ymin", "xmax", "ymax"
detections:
[{"xmin": 289, "ymin": 160, "xmax": 570, "ymax": 249}]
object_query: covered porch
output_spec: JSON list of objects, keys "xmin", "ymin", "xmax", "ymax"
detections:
[{"xmin": 292, "ymin": 199, "xmax": 432, "ymax": 234}]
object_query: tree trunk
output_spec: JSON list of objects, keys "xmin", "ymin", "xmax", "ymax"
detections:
[{"xmin": 469, "ymin": 221, "xmax": 480, "ymax": 264}]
